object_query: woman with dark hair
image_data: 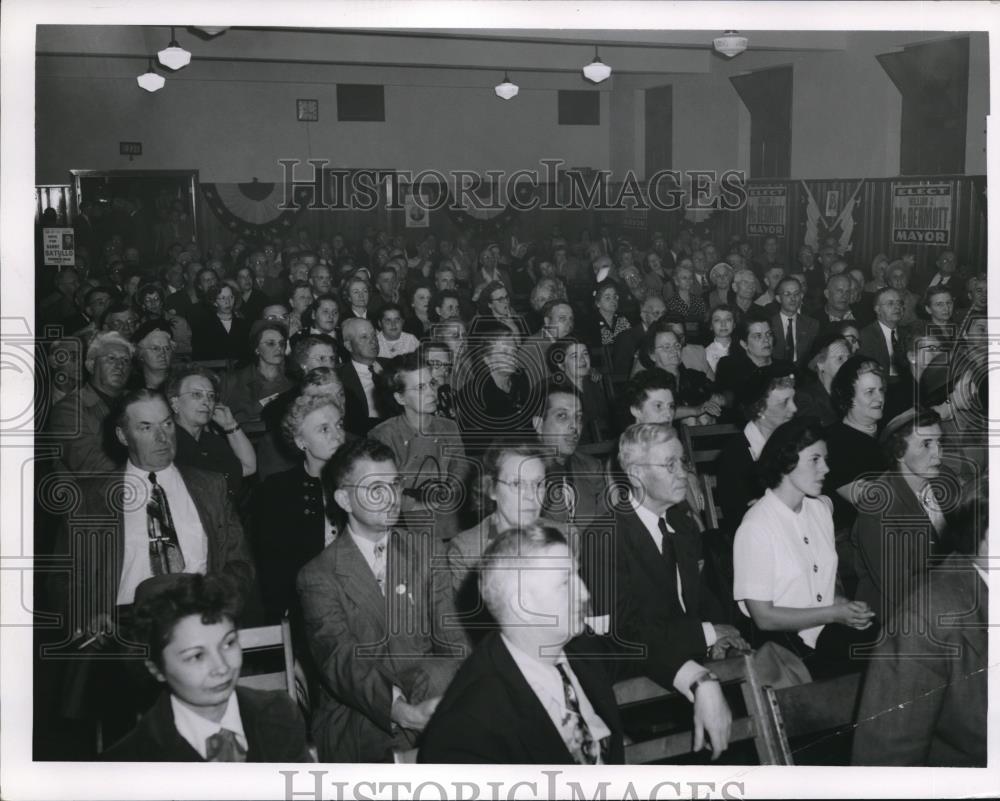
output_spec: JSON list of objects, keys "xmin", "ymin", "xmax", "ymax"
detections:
[
  {"xmin": 642, "ymin": 320, "xmax": 720, "ymax": 425},
  {"xmin": 190, "ymin": 284, "xmax": 251, "ymax": 362},
  {"xmin": 219, "ymin": 320, "xmax": 294, "ymax": 429},
  {"xmin": 794, "ymin": 333, "xmax": 851, "ymax": 427},
  {"xmin": 641, "ymin": 250, "xmax": 673, "ymax": 300},
  {"xmin": 234, "ymin": 265, "xmax": 268, "ymax": 323},
  {"xmin": 455, "ymin": 323, "xmax": 534, "ymax": 456},
  {"xmin": 474, "ymin": 279, "xmax": 523, "ymax": 337},
  {"xmin": 250, "ymin": 393, "xmax": 346, "ymax": 620},
  {"xmin": 545, "ymin": 336, "xmax": 611, "ymax": 444},
  {"xmin": 715, "ymin": 364, "xmax": 797, "ymax": 530},
  {"xmin": 102, "ymin": 572, "xmax": 311, "ymax": 762},
  {"xmin": 581, "ymin": 278, "xmax": 631, "ymax": 352},
  {"xmin": 402, "ymin": 283, "xmax": 434, "ymax": 340},
  {"xmin": 300, "ymin": 292, "xmax": 340, "ymax": 339},
  {"xmin": 733, "ymin": 417, "xmax": 876, "ymax": 679},
  {"xmin": 822, "ymin": 355, "xmax": 890, "ymax": 535}
]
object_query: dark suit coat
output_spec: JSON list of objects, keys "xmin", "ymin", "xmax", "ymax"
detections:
[
  {"xmin": 609, "ymin": 503, "xmax": 713, "ymax": 689},
  {"xmin": 336, "ymin": 359, "xmax": 386, "ymax": 437},
  {"xmin": 102, "ymin": 686, "xmax": 311, "ymax": 762},
  {"xmin": 419, "ymin": 630, "xmax": 625, "ymax": 764},
  {"xmin": 46, "ymin": 382, "xmax": 119, "ymax": 473},
  {"xmin": 296, "ymin": 529, "xmax": 464, "ymax": 762},
  {"xmin": 189, "ymin": 311, "xmax": 251, "ymax": 362},
  {"xmin": 611, "ymin": 323, "xmax": 647, "ymax": 382},
  {"xmin": 857, "ymin": 321, "xmax": 910, "ymax": 377},
  {"xmin": 768, "ymin": 312, "xmax": 820, "ymax": 365},
  {"xmin": 852, "ymin": 555, "xmax": 986, "ymax": 766},
  {"xmin": 815, "ymin": 306, "xmax": 874, "ymax": 332},
  {"xmin": 249, "ymin": 464, "xmax": 328, "ymax": 621},
  {"xmin": 715, "ymin": 432, "xmax": 763, "ymax": 533},
  {"xmin": 851, "ymin": 469, "xmax": 955, "ymax": 618},
  {"xmin": 49, "ymin": 464, "xmax": 257, "ymax": 622}
]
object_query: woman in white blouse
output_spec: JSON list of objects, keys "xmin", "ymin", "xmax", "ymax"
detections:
[{"xmin": 733, "ymin": 417, "xmax": 876, "ymax": 678}]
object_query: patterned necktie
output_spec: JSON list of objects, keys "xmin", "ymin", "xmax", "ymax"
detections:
[
  {"xmin": 555, "ymin": 663, "xmax": 599, "ymax": 765},
  {"xmin": 785, "ymin": 316, "xmax": 795, "ymax": 360},
  {"xmin": 205, "ymin": 728, "xmax": 247, "ymax": 762},
  {"xmin": 372, "ymin": 541, "xmax": 387, "ymax": 595},
  {"xmin": 147, "ymin": 472, "xmax": 186, "ymax": 575}
]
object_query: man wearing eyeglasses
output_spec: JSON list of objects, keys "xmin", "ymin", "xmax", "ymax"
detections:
[
  {"xmin": 768, "ymin": 277, "xmax": 819, "ymax": 366},
  {"xmin": 608, "ymin": 423, "xmax": 747, "ymax": 760},
  {"xmin": 297, "ymin": 438, "xmax": 463, "ymax": 762},
  {"xmin": 47, "ymin": 330, "xmax": 134, "ymax": 474}
]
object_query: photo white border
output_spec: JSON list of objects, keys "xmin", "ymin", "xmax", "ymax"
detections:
[{"xmin": 2, "ymin": 1, "xmax": 997, "ymax": 798}]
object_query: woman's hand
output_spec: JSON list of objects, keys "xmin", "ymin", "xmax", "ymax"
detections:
[
  {"xmin": 832, "ymin": 600, "xmax": 876, "ymax": 630},
  {"xmin": 211, "ymin": 403, "xmax": 237, "ymax": 431}
]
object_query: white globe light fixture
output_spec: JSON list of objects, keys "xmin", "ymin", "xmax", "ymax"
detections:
[
  {"xmin": 494, "ymin": 72, "xmax": 519, "ymax": 100},
  {"xmin": 157, "ymin": 27, "xmax": 192, "ymax": 71},
  {"xmin": 137, "ymin": 58, "xmax": 166, "ymax": 92},
  {"xmin": 713, "ymin": 31, "xmax": 749, "ymax": 58},
  {"xmin": 582, "ymin": 47, "xmax": 612, "ymax": 83}
]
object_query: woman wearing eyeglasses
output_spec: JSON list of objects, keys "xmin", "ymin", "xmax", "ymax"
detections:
[
  {"xmin": 445, "ymin": 443, "xmax": 556, "ymax": 644},
  {"xmin": 167, "ymin": 363, "xmax": 256, "ymax": 506},
  {"xmin": 642, "ymin": 320, "xmax": 720, "ymax": 426},
  {"xmin": 474, "ymin": 279, "xmax": 525, "ymax": 337}
]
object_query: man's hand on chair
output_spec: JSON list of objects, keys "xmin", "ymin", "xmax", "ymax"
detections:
[{"xmin": 692, "ymin": 679, "xmax": 732, "ymax": 760}]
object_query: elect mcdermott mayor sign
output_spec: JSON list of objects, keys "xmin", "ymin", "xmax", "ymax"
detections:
[{"xmin": 891, "ymin": 183, "xmax": 953, "ymax": 245}]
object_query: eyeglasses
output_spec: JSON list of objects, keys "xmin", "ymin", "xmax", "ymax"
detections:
[
  {"xmin": 636, "ymin": 457, "xmax": 691, "ymax": 475},
  {"xmin": 342, "ymin": 477, "xmax": 404, "ymax": 494},
  {"xmin": 181, "ymin": 390, "xmax": 217, "ymax": 403},
  {"xmin": 496, "ymin": 478, "xmax": 546, "ymax": 495},
  {"xmin": 655, "ymin": 342, "xmax": 682, "ymax": 352},
  {"xmin": 426, "ymin": 360, "xmax": 452, "ymax": 370},
  {"xmin": 98, "ymin": 355, "xmax": 131, "ymax": 367}
]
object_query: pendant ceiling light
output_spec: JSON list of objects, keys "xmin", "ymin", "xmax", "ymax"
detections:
[
  {"xmin": 494, "ymin": 72, "xmax": 519, "ymax": 100},
  {"xmin": 582, "ymin": 47, "xmax": 612, "ymax": 83},
  {"xmin": 713, "ymin": 31, "xmax": 749, "ymax": 58},
  {"xmin": 157, "ymin": 26, "xmax": 192, "ymax": 70},
  {"xmin": 193, "ymin": 26, "xmax": 228, "ymax": 36},
  {"xmin": 136, "ymin": 57, "xmax": 166, "ymax": 92}
]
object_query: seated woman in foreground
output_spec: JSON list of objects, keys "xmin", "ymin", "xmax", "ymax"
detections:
[
  {"xmin": 103, "ymin": 573, "xmax": 312, "ymax": 762},
  {"xmin": 733, "ymin": 417, "xmax": 877, "ymax": 680}
]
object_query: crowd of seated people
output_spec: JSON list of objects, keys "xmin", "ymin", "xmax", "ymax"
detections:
[{"xmin": 34, "ymin": 220, "xmax": 988, "ymax": 767}]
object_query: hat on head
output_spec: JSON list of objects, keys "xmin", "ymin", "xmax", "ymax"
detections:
[{"xmin": 131, "ymin": 318, "xmax": 173, "ymax": 346}]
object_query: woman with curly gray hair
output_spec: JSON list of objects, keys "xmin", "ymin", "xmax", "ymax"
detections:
[{"xmin": 248, "ymin": 393, "xmax": 346, "ymax": 620}]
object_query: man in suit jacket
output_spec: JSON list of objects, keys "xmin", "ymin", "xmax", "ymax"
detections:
[
  {"xmin": 49, "ymin": 389, "xmax": 257, "ymax": 636},
  {"xmin": 858, "ymin": 287, "xmax": 912, "ymax": 420},
  {"xmin": 851, "ymin": 410, "xmax": 954, "ymax": 618},
  {"xmin": 297, "ymin": 439, "xmax": 463, "ymax": 762},
  {"xmin": 607, "ymin": 423, "xmax": 744, "ymax": 759},
  {"xmin": 768, "ymin": 277, "xmax": 819, "ymax": 366},
  {"xmin": 612, "ymin": 295, "xmax": 666, "ymax": 382},
  {"xmin": 337, "ymin": 317, "xmax": 387, "ymax": 436},
  {"xmin": 520, "ymin": 299, "xmax": 574, "ymax": 387},
  {"xmin": 533, "ymin": 382, "xmax": 613, "ymax": 616},
  {"xmin": 420, "ymin": 525, "xmax": 625, "ymax": 764},
  {"xmin": 103, "ymin": 573, "xmax": 310, "ymax": 762},
  {"xmin": 913, "ymin": 249, "xmax": 964, "ymax": 299},
  {"xmin": 46, "ymin": 330, "xmax": 134, "ymax": 474},
  {"xmin": 852, "ymin": 548, "xmax": 986, "ymax": 766}
]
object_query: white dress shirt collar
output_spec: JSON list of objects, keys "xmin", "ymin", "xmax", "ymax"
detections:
[
  {"xmin": 743, "ymin": 421, "xmax": 768, "ymax": 461},
  {"xmin": 170, "ymin": 692, "xmax": 246, "ymax": 760}
]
